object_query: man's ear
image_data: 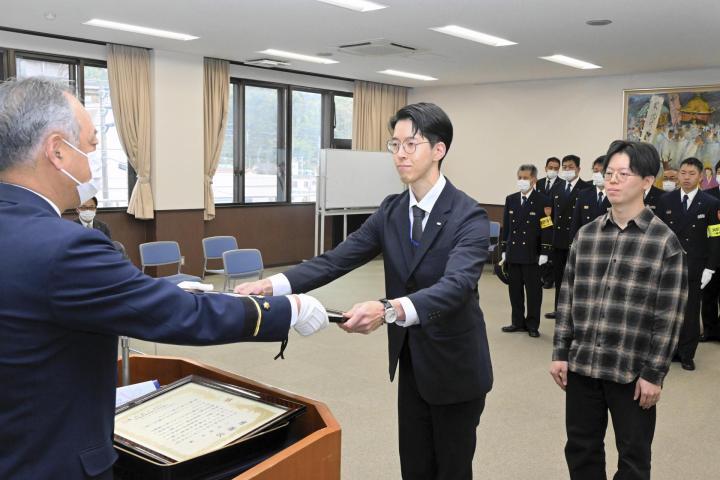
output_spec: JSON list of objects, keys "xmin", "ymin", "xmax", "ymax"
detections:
[
  {"xmin": 433, "ymin": 142, "xmax": 446, "ymax": 163},
  {"xmin": 44, "ymin": 133, "xmax": 65, "ymax": 170}
]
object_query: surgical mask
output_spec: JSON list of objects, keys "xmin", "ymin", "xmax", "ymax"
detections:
[
  {"xmin": 662, "ymin": 180, "xmax": 676, "ymax": 192},
  {"xmin": 60, "ymin": 139, "xmax": 99, "ymax": 205},
  {"xmin": 546, "ymin": 169, "xmax": 558, "ymax": 180},
  {"xmin": 592, "ymin": 172, "xmax": 605, "ymax": 187},
  {"xmin": 517, "ymin": 179, "xmax": 531, "ymax": 193},
  {"xmin": 79, "ymin": 210, "xmax": 96, "ymax": 223},
  {"xmin": 716, "ymin": 174, "xmax": 720, "ymax": 185},
  {"xmin": 559, "ymin": 169, "xmax": 576, "ymax": 182}
]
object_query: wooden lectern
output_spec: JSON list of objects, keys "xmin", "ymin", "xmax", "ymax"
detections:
[{"xmin": 116, "ymin": 355, "xmax": 341, "ymax": 480}]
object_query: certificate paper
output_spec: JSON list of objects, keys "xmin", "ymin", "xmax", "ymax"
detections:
[{"xmin": 115, "ymin": 381, "xmax": 286, "ymax": 462}]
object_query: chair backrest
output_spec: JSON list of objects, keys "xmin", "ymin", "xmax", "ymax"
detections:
[
  {"xmin": 222, "ymin": 249, "xmax": 263, "ymax": 278},
  {"xmin": 202, "ymin": 236, "xmax": 238, "ymax": 260},
  {"xmin": 139, "ymin": 241, "xmax": 182, "ymax": 273},
  {"xmin": 489, "ymin": 221, "xmax": 501, "ymax": 239}
]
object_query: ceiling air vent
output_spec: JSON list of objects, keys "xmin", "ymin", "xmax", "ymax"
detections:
[
  {"xmin": 338, "ymin": 40, "xmax": 417, "ymax": 57},
  {"xmin": 244, "ymin": 58, "xmax": 291, "ymax": 68}
]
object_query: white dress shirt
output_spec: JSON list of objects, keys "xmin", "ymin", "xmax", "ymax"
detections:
[{"xmin": 271, "ymin": 174, "xmax": 448, "ymax": 328}]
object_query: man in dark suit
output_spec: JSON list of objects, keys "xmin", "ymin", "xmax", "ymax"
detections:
[
  {"xmin": 74, "ymin": 196, "xmax": 111, "ymax": 238},
  {"xmin": 0, "ymin": 77, "xmax": 328, "ymax": 479},
  {"xmin": 570, "ymin": 156, "xmax": 611, "ymax": 239},
  {"xmin": 237, "ymin": 103, "xmax": 493, "ymax": 480},
  {"xmin": 536, "ymin": 156, "xmax": 565, "ymax": 288},
  {"xmin": 546, "ymin": 155, "xmax": 591, "ymax": 319},
  {"xmin": 701, "ymin": 160, "xmax": 720, "ymax": 341},
  {"xmin": 500, "ymin": 164, "xmax": 552, "ymax": 337},
  {"xmin": 644, "ymin": 183, "xmax": 665, "ymax": 211},
  {"xmin": 656, "ymin": 157, "xmax": 720, "ymax": 370}
]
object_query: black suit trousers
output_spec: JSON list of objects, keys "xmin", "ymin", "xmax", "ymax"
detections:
[
  {"xmin": 678, "ymin": 279, "xmax": 701, "ymax": 361},
  {"xmin": 565, "ymin": 372, "xmax": 655, "ymax": 480},
  {"xmin": 398, "ymin": 343, "xmax": 485, "ymax": 480},
  {"xmin": 701, "ymin": 273, "xmax": 720, "ymax": 337},
  {"xmin": 553, "ymin": 248, "xmax": 569, "ymax": 310},
  {"xmin": 508, "ymin": 263, "xmax": 542, "ymax": 331}
]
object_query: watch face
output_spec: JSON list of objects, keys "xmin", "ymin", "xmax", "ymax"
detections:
[{"xmin": 385, "ymin": 307, "xmax": 397, "ymax": 323}]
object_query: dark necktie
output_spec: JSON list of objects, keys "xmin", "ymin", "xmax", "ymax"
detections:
[
  {"xmin": 565, "ymin": 183, "xmax": 572, "ymax": 196},
  {"xmin": 411, "ymin": 206, "xmax": 425, "ymax": 246},
  {"xmin": 597, "ymin": 191, "xmax": 604, "ymax": 209},
  {"xmin": 546, "ymin": 180, "xmax": 551, "ymax": 193},
  {"xmin": 521, "ymin": 196, "xmax": 527, "ymax": 208},
  {"xmin": 683, "ymin": 194, "xmax": 689, "ymax": 213}
]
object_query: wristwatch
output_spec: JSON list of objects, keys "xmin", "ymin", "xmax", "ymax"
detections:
[{"xmin": 379, "ymin": 298, "xmax": 397, "ymax": 324}]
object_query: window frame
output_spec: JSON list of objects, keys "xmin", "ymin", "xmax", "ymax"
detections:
[
  {"xmin": 1, "ymin": 47, "xmax": 134, "ymax": 211},
  {"xmin": 220, "ymin": 78, "xmax": 352, "ymax": 206}
]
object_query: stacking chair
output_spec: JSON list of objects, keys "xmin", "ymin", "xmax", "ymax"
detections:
[
  {"xmin": 222, "ymin": 249, "xmax": 264, "ymax": 292},
  {"xmin": 139, "ymin": 241, "xmax": 201, "ymax": 285},
  {"xmin": 201, "ymin": 236, "xmax": 238, "ymax": 279}
]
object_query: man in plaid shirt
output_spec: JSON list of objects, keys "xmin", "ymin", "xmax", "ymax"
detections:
[{"xmin": 550, "ymin": 140, "xmax": 687, "ymax": 480}]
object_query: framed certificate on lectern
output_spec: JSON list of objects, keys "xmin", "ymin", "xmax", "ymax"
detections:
[{"xmin": 114, "ymin": 375, "xmax": 305, "ymax": 464}]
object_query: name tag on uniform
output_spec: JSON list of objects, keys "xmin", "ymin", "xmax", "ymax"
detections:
[
  {"xmin": 583, "ymin": 205, "xmax": 589, "ymax": 209},
  {"xmin": 540, "ymin": 216, "xmax": 553, "ymax": 229},
  {"xmin": 509, "ymin": 210, "xmax": 514, "ymax": 214},
  {"xmin": 530, "ymin": 211, "xmax": 536, "ymax": 216},
  {"xmin": 708, "ymin": 224, "xmax": 720, "ymax": 238},
  {"xmin": 698, "ymin": 214, "xmax": 706, "ymax": 219},
  {"xmin": 666, "ymin": 210, "xmax": 672, "ymax": 215}
]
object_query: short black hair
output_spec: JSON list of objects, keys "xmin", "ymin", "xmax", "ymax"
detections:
[
  {"xmin": 680, "ymin": 157, "xmax": 703, "ymax": 173},
  {"xmin": 389, "ymin": 102, "xmax": 453, "ymax": 168},
  {"xmin": 562, "ymin": 154, "xmax": 580, "ymax": 168},
  {"xmin": 593, "ymin": 156, "xmax": 606, "ymax": 168},
  {"xmin": 89, "ymin": 196, "xmax": 98, "ymax": 206},
  {"xmin": 604, "ymin": 140, "xmax": 660, "ymax": 178},
  {"xmin": 518, "ymin": 164, "xmax": 538, "ymax": 178},
  {"xmin": 545, "ymin": 157, "xmax": 560, "ymax": 168}
]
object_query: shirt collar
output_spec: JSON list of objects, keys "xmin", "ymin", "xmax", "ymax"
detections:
[
  {"xmin": 596, "ymin": 186, "xmax": 604, "ymax": 195},
  {"xmin": 409, "ymin": 173, "xmax": 446, "ymax": 214},
  {"xmin": 681, "ymin": 187, "xmax": 699, "ymax": 204},
  {"xmin": 80, "ymin": 219, "xmax": 93, "ymax": 227},
  {"xmin": 4, "ymin": 183, "xmax": 61, "ymax": 216},
  {"xmin": 602, "ymin": 207, "xmax": 653, "ymax": 232}
]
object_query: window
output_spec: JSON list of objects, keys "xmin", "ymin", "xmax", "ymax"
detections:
[
  {"xmin": 3, "ymin": 49, "xmax": 131, "ymax": 208},
  {"xmin": 217, "ymin": 80, "xmax": 352, "ymax": 204}
]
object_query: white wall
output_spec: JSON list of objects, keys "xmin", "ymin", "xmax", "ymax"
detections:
[
  {"xmin": 150, "ymin": 50, "xmax": 205, "ymax": 210},
  {"xmin": 409, "ymin": 68, "xmax": 720, "ymax": 204},
  {"xmin": 0, "ymin": 30, "xmax": 105, "ymax": 60}
]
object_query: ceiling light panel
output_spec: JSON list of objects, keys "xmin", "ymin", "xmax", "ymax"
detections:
[
  {"xmin": 259, "ymin": 49, "xmax": 339, "ymax": 64},
  {"xmin": 539, "ymin": 54, "xmax": 602, "ymax": 69},
  {"xmin": 83, "ymin": 19, "xmax": 198, "ymax": 41},
  {"xmin": 430, "ymin": 25, "xmax": 516, "ymax": 47},
  {"xmin": 378, "ymin": 69, "xmax": 437, "ymax": 81},
  {"xmin": 316, "ymin": 0, "xmax": 388, "ymax": 12}
]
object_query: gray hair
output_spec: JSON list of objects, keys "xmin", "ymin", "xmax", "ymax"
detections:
[
  {"xmin": 0, "ymin": 77, "xmax": 80, "ymax": 172},
  {"xmin": 518, "ymin": 164, "xmax": 538, "ymax": 177}
]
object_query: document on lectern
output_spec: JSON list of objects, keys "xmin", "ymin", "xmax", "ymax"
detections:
[{"xmin": 114, "ymin": 375, "xmax": 304, "ymax": 463}]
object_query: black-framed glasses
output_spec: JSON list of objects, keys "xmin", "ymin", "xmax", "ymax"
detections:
[
  {"xmin": 386, "ymin": 139, "xmax": 430, "ymax": 154},
  {"xmin": 603, "ymin": 170, "xmax": 638, "ymax": 183}
]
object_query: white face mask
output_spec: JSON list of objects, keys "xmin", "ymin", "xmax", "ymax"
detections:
[
  {"xmin": 517, "ymin": 179, "xmax": 531, "ymax": 193},
  {"xmin": 545, "ymin": 169, "xmax": 558, "ymax": 180},
  {"xmin": 60, "ymin": 139, "xmax": 99, "ymax": 205},
  {"xmin": 79, "ymin": 210, "xmax": 96, "ymax": 223},
  {"xmin": 715, "ymin": 175, "xmax": 720, "ymax": 185},
  {"xmin": 662, "ymin": 180, "xmax": 676, "ymax": 192},
  {"xmin": 592, "ymin": 171, "xmax": 605, "ymax": 187},
  {"xmin": 559, "ymin": 169, "xmax": 576, "ymax": 182}
]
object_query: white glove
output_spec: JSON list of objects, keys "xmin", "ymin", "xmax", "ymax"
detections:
[
  {"xmin": 177, "ymin": 281, "xmax": 214, "ymax": 292},
  {"xmin": 538, "ymin": 255, "xmax": 548, "ymax": 266},
  {"xmin": 499, "ymin": 252, "xmax": 506, "ymax": 266},
  {"xmin": 293, "ymin": 294, "xmax": 329, "ymax": 336},
  {"xmin": 701, "ymin": 269, "xmax": 715, "ymax": 289}
]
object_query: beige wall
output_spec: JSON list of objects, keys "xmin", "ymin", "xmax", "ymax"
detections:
[{"xmin": 409, "ymin": 68, "xmax": 720, "ymax": 205}]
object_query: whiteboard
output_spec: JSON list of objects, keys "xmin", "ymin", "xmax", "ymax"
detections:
[{"xmin": 318, "ymin": 149, "xmax": 404, "ymax": 210}]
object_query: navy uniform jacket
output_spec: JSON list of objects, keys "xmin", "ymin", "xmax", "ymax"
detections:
[
  {"xmin": 644, "ymin": 185, "xmax": 665, "ymax": 211},
  {"xmin": 656, "ymin": 189, "xmax": 720, "ymax": 280},
  {"xmin": 704, "ymin": 185, "xmax": 720, "ymax": 202},
  {"xmin": 570, "ymin": 187, "xmax": 611, "ymax": 239},
  {"xmin": 551, "ymin": 179, "xmax": 591, "ymax": 249},
  {"xmin": 0, "ymin": 183, "xmax": 292, "ymax": 479},
  {"xmin": 500, "ymin": 190, "xmax": 553, "ymax": 264},
  {"xmin": 283, "ymin": 179, "xmax": 493, "ymax": 405},
  {"xmin": 536, "ymin": 177, "xmax": 565, "ymax": 197},
  {"xmin": 74, "ymin": 217, "xmax": 112, "ymax": 239}
]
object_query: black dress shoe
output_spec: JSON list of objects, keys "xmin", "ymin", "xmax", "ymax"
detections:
[
  {"xmin": 699, "ymin": 333, "xmax": 718, "ymax": 342},
  {"xmin": 681, "ymin": 359, "xmax": 696, "ymax": 371},
  {"xmin": 501, "ymin": 325, "xmax": 527, "ymax": 333},
  {"xmin": 528, "ymin": 330, "xmax": 540, "ymax": 338},
  {"xmin": 544, "ymin": 312, "xmax": 556, "ymax": 319}
]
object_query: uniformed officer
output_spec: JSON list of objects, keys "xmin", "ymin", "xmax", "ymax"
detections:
[
  {"xmin": 500, "ymin": 164, "xmax": 553, "ymax": 337},
  {"xmin": 656, "ymin": 157, "xmax": 720, "ymax": 370},
  {"xmin": 644, "ymin": 182, "xmax": 665, "ymax": 211},
  {"xmin": 570, "ymin": 156, "xmax": 611, "ymax": 239},
  {"xmin": 536, "ymin": 157, "xmax": 565, "ymax": 289},
  {"xmin": 545, "ymin": 154, "xmax": 591, "ymax": 319},
  {"xmin": 701, "ymin": 160, "xmax": 720, "ymax": 341}
]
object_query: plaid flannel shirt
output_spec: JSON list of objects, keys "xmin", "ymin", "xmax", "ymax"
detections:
[{"xmin": 552, "ymin": 207, "xmax": 687, "ymax": 386}]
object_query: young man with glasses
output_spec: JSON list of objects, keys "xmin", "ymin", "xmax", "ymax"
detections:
[
  {"xmin": 236, "ymin": 102, "xmax": 493, "ymax": 480},
  {"xmin": 74, "ymin": 196, "xmax": 111, "ymax": 239},
  {"xmin": 551, "ymin": 140, "xmax": 687, "ymax": 480},
  {"xmin": 655, "ymin": 157, "xmax": 720, "ymax": 370}
]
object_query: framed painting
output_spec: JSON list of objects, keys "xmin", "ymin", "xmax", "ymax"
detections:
[{"xmin": 624, "ymin": 85, "xmax": 720, "ymax": 182}]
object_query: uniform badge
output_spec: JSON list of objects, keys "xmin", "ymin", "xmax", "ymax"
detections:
[
  {"xmin": 698, "ymin": 214, "xmax": 706, "ymax": 219},
  {"xmin": 530, "ymin": 211, "xmax": 536, "ymax": 216},
  {"xmin": 263, "ymin": 301, "xmax": 271, "ymax": 310},
  {"xmin": 583, "ymin": 205, "xmax": 589, "ymax": 209},
  {"xmin": 509, "ymin": 210, "xmax": 514, "ymax": 214}
]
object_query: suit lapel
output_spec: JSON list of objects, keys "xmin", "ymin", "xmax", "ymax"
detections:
[
  {"xmin": 407, "ymin": 182, "xmax": 454, "ymax": 275},
  {"xmin": 392, "ymin": 191, "xmax": 414, "ymax": 273},
  {"xmin": 679, "ymin": 193, "xmax": 703, "ymax": 231}
]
